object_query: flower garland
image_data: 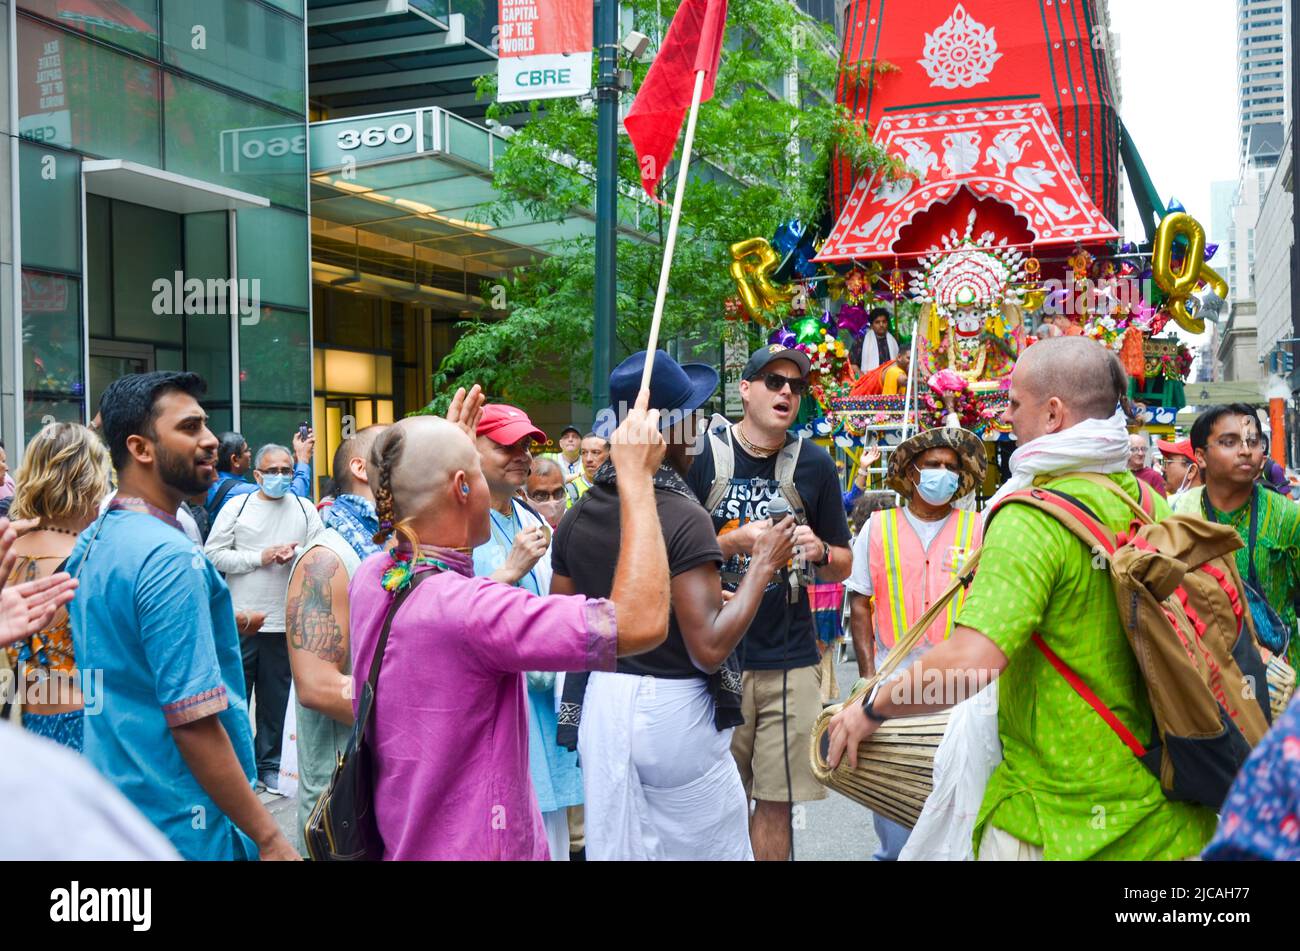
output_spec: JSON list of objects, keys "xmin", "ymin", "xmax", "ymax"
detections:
[
  {"xmin": 798, "ymin": 329, "xmax": 853, "ymax": 412},
  {"xmin": 1083, "ymin": 313, "xmax": 1124, "ymax": 350},
  {"xmin": 920, "ymin": 388, "xmax": 1003, "ymax": 432},
  {"xmin": 1158, "ymin": 343, "xmax": 1194, "ymax": 381}
]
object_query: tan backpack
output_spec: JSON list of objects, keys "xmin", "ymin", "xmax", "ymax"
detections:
[{"xmin": 987, "ymin": 474, "xmax": 1272, "ymax": 810}]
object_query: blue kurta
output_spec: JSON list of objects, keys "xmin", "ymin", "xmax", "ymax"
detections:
[
  {"xmin": 66, "ymin": 507, "xmax": 259, "ymax": 860},
  {"xmin": 472, "ymin": 500, "xmax": 583, "ymax": 812}
]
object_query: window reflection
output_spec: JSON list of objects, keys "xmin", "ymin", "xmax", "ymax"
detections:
[{"xmin": 22, "ymin": 271, "xmax": 84, "ymax": 433}]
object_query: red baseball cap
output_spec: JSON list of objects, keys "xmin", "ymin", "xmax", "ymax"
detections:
[
  {"xmin": 1156, "ymin": 438, "xmax": 1195, "ymax": 463},
  {"xmin": 476, "ymin": 404, "xmax": 546, "ymax": 446}
]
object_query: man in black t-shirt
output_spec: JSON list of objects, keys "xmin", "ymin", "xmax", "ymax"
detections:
[
  {"xmin": 551, "ymin": 350, "xmax": 795, "ymax": 860},
  {"xmin": 685, "ymin": 344, "xmax": 853, "ymax": 861}
]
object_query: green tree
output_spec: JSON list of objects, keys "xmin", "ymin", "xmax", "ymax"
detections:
[{"xmin": 427, "ymin": 0, "xmax": 901, "ymax": 413}]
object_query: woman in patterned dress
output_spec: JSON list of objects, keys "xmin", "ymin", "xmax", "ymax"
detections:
[{"xmin": 4, "ymin": 423, "xmax": 111, "ymax": 750}]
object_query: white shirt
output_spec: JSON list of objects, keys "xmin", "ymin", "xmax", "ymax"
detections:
[
  {"xmin": 845, "ymin": 507, "xmax": 953, "ymax": 598},
  {"xmin": 860, "ymin": 331, "xmax": 900, "ymax": 373},
  {"xmin": 0, "ymin": 723, "xmax": 179, "ymax": 859},
  {"xmin": 175, "ymin": 505, "xmax": 202, "ymax": 545},
  {"xmin": 203, "ymin": 492, "xmax": 323, "ymax": 631}
]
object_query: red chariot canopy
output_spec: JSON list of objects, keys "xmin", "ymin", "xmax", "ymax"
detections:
[
  {"xmin": 816, "ymin": 101, "xmax": 1120, "ymax": 262},
  {"xmin": 822, "ymin": 0, "xmax": 1121, "ymax": 262}
]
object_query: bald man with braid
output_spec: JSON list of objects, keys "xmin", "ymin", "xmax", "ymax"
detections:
[{"xmin": 346, "ymin": 387, "xmax": 671, "ymax": 860}]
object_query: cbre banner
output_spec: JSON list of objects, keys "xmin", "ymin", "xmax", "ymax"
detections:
[{"xmin": 496, "ymin": 0, "xmax": 592, "ymax": 102}]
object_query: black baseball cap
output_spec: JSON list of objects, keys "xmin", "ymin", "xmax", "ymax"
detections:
[
  {"xmin": 559, "ymin": 424, "xmax": 582, "ymax": 438},
  {"xmin": 742, "ymin": 344, "xmax": 811, "ymax": 381}
]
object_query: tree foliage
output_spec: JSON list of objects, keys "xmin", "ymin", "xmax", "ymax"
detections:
[{"xmin": 426, "ymin": 0, "xmax": 901, "ymax": 413}]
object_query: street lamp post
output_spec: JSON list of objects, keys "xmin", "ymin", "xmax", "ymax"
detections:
[{"xmin": 593, "ymin": 0, "xmax": 620, "ymax": 420}]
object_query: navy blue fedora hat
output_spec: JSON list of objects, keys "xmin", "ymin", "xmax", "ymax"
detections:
[{"xmin": 593, "ymin": 350, "xmax": 719, "ymax": 439}]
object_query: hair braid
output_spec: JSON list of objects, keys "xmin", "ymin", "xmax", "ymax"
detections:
[{"xmin": 369, "ymin": 427, "xmax": 405, "ymax": 545}]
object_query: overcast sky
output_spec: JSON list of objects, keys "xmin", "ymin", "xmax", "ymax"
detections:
[
  {"xmin": 1111, "ymin": 0, "xmax": 1240, "ymax": 349},
  {"xmin": 1111, "ymin": 0, "xmax": 1239, "ymax": 242}
]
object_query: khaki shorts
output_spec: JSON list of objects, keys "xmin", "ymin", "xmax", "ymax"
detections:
[{"xmin": 731, "ymin": 665, "xmax": 827, "ymax": 803}]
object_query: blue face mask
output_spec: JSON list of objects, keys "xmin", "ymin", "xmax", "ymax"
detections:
[
  {"xmin": 261, "ymin": 473, "xmax": 292, "ymax": 499},
  {"xmin": 915, "ymin": 467, "xmax": 960, "ymax": 505}
]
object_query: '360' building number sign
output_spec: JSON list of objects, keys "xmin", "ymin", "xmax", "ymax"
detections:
[{"xmin": 336, "ymin": 122, "xmax": 414, "ymax": 151}]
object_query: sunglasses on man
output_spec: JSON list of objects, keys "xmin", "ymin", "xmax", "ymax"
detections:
[{"xmin": 753, "ymin": 371, "xmax": 810, "ymax": 397}]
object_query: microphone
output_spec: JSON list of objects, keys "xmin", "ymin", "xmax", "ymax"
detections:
[
  {"xmin": 767, "ymin": 496, "xmax": 791, "ymax": 522},
  {"xmin": 766, "ymin": 497, "xmax": 800, "ymax": 604}
]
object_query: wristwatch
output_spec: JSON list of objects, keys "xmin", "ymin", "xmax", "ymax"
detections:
[
  {"xmin": 813, "ymin": 540, "xmax": 831, "ymax": 567},
  {"xmin": 861, "ymin": 682, "xmax": 888, "ymax": 723}
]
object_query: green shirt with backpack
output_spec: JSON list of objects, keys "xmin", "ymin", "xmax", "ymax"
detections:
[{"xmin": 958, "ymin": 471, "xmax": 1219, "ymax": 859}]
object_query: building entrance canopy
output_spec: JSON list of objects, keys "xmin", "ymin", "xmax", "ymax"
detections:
[{"xmin": 309, "ymin": 107, "xmax": 654, "ymax": 312}]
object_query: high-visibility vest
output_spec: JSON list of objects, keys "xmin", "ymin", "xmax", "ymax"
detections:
[
  {"xmin": 866, "ymin": 506, "xmax": 982, "ymax": 649},
  {"xmin": 564, "ymin": 473, "xmax": 592, "ymax": 508}
]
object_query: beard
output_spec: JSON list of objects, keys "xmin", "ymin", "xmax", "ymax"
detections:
[{"xmin": 157, "ymin": 441, "xmax": 215, "ymax": 496}]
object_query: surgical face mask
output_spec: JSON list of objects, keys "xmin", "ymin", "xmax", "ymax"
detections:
[
  {"xmin": 914, "ymin": 467, "xmax": 960, "ymax": 506},
  {"xmin": 534, "ymin": 499, "xmax": 565, "ymax": 527},
  {"xmin": 260, "ymin": 473, "xmax": 292, "ymax": 499}
]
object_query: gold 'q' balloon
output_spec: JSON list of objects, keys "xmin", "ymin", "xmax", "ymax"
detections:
[
  {"xmin": 1150, "ymin": 212, "xmax": 1229, "ymax": 333},
  {"xmin": 729, "ymin": 237, "xmax": 790, "ymax": 321}
]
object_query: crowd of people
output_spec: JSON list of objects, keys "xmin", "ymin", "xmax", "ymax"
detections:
[{"xmin": 1, "ymin": 334, "xmax": 1299, "ymax": 862}]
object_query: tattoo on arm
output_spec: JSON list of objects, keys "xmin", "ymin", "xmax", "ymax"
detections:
[{"xmin": 288, "ymin": 555, "xmax": 346, "ymax": 665}]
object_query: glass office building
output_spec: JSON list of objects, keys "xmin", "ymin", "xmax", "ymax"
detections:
[
  {"xmin": 5, "ymin": 0, "xmax": 312, "ymax": 456},
  {"xmin": 3, "ymin": 0, "xmax": 654, "ymax": 488}
]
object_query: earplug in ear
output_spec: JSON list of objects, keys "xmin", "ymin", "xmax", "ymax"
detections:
[{"xmin": 461, "ymin": 484, "xmax": 470, "ymax": 495}]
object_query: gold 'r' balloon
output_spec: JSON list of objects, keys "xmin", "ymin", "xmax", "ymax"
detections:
[
  {"xmin": 729, "ymin": 237, "xmax": 791, "ymax": 321},
  {"xmin": 1151, "ymin": 212, "xmax": 1229, "ymax": 333}
]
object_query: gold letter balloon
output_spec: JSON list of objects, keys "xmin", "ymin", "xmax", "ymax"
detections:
[
  {"xmin": 729, "ymin": 237, "xmax": 791, "ymax": 323},
  {"xmin": 1150, "ymin": 212, "xmax": 1229, "ymax": 334}
]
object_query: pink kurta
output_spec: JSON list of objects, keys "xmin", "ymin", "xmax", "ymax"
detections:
[{"xmin": 349, "ymin": 551, "xmax": 617, "ymax": 860}]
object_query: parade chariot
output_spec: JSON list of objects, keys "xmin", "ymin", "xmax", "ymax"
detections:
[{"xmin": 724, "ymin": 0, "xmax": 1224, "ymax": 496}]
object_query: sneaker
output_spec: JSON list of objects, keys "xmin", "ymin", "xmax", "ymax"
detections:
[{"xmin": 259, "ymin": 771, "xmax": 282, "ymax": 795}]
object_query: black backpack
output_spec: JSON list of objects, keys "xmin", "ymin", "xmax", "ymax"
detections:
[{"xmin": 304, "ymin": 568, "xmax": 437, "ymax": 860}]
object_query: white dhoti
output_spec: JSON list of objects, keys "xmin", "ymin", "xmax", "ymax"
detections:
[
  {"xmin": 899, "ymin": 682, "xmax": 1001, "ymax": 861},
  {"xmin": 578, "ymin": 671, "xmax": 752, "ymax": 861},
  {"xmin": 542, "ymin": 808, "xmax": 570, "ymax": 861}
]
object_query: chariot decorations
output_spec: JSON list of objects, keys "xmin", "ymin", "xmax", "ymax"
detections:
[{"xmin": 910, "ymin": 210, "xmax": 1025, "ymax": 391}]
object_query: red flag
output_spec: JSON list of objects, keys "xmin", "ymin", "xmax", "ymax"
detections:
[{"xmin": 624, "ymin": 0, "xmax": 727, "ymax": 202}]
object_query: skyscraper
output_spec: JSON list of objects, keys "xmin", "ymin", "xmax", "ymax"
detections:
[{"xmin": 1238, "ymin": 0, "xmax": 1288, "ymax": 159}]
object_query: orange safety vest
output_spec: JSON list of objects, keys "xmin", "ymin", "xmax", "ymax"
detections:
[{"xmin": 866, "ymin": 507, "xmax": 982, "ymax": 649}]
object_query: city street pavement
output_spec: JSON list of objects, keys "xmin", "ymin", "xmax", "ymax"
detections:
[
  {"xmin": 258, "ymin": 654, "xmax": 883, "ymax": 861},
  {"xmin": 262, "ymin": 787, "xmax": 299, "ymax": 851}
]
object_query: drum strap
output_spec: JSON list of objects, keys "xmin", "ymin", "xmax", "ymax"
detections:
[{"xmin": 845, "ymin": 545, "xmax": 983, "ymax": 708}]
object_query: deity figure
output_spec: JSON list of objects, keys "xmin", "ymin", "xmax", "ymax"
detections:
[{"xmin": 910, "ymin": 212, "xmax": 1025, "ymax": 389}]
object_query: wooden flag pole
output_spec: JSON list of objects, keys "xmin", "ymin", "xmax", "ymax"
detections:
[{"xmin": 639, "ymin": 68, "xmax": 709, "ymax": 393}]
